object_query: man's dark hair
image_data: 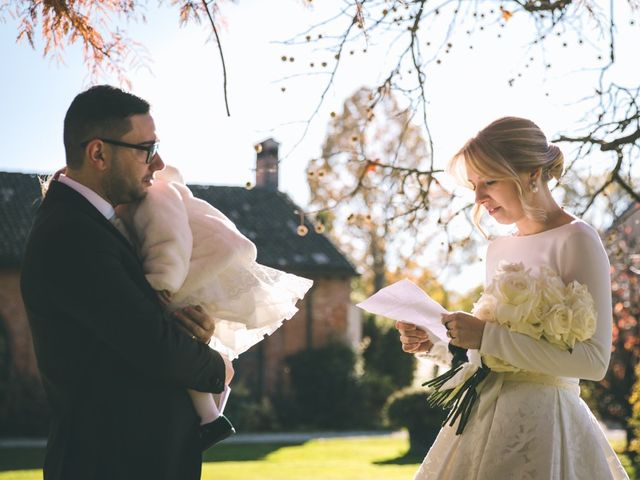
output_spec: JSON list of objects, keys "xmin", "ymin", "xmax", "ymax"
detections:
[{"xmin": 63, "ymin": 85, "xmax": 150, "ymax": 168}]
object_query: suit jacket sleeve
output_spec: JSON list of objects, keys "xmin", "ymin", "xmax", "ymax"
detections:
[{"xmin": 39, "ymin": 212, "xmax": 226, "ymax": 394}]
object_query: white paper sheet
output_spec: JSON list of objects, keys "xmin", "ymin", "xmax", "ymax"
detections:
[
  {"xmin": 212, "ymin": 385, "xmax": 231, "ymax": 416},
  {"xmin": 356, "ymin": 279, "xmax": 449, "ymax": 343}
]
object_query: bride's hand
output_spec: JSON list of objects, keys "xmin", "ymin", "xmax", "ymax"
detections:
[
  {"xmin": 396, "ymin": 321, "xmax": 433, "ymax": 353},
  {"xmin": 441, "ymin": 312, "xmax": 485, "ymax": 349}
]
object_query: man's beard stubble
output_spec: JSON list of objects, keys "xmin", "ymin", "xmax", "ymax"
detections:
[{"xmin": 102, "ymin": 159, "xmax": 147, "ymax": 206}]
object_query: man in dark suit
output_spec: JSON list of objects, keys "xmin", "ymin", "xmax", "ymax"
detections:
[{"xmin": 21, "ymin": 85, "xmax": 233, "ymax": 480}]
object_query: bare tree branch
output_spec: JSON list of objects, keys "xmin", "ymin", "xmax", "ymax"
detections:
[{"xmin": 201, "ymin": 0, "xmax": 230, "ymax": 116}]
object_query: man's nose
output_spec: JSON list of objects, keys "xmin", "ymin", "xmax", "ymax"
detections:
[{"xmin": 150, "ymin": 153, "xmax": 165, "ymax": 171}]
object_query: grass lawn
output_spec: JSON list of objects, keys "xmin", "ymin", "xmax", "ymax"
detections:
[
  {"xmin": 0, "ymin": 436, "xmax": 421, "ymax": 480},
  {"xmin": 1, "ymin": 436, "xmax": 636, "ymax": 479}
]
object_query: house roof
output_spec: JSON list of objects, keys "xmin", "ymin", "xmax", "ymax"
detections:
[
  {"xmin": 0, "ymin": 171, "xmax": 43, "ymax": 267},
  {"xmin": 0, "ymin": 171, "xmax": 358, "ymax": 276},
  {"xmin": 188, "ymin": 183, "xmax": 357, "ymax": 276}
]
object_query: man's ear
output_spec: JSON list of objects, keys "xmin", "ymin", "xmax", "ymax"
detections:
[{"xmin": 86, "ymin": 140, "xmax": 109, "ymax": 171}]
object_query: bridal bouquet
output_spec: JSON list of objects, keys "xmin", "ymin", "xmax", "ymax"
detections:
[{"xmin": 425, "ymin": 261, "xmax": 596, "ymax": 434}]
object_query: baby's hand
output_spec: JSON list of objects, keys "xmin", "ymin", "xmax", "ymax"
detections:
[{"xmin": 157, "ymin": 290, "xmax": 172, "ymax": 307}]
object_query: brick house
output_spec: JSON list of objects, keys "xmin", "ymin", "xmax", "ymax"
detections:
[{"xmin": 0, "ymin": 138, "xmax": 359, "ymax": 430}]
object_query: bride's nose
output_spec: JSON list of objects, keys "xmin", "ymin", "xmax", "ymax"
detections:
[{"xmin": 474, "ymin": 185, "xmax": 488, "ymax": 204}]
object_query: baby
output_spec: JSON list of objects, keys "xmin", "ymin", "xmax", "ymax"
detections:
[{"xmin": 117, "ymin": 165, "xmax": 313, "ymax": 448}]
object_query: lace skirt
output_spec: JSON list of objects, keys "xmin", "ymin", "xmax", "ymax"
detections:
[{"xmin": 414, "ymin": 372, "xmax": 629, "ymax": 480}]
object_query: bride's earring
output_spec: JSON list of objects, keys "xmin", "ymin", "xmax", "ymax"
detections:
[{"xmin": 530, "ymin": 181, "xmax": 539, "ymax": 193}]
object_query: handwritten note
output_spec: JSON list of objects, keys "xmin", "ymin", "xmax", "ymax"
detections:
[{"xmin": 356, "ymin": 279, "xmax": 449, "ymax": 344}]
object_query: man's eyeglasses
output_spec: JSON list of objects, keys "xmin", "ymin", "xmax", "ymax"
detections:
[{"xmin": 81, "ymin": 138, "xmax": 159, "ymax": 164}]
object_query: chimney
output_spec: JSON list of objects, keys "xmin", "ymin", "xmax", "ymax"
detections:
[{"xmin": 255, "ymin": 138, "xmax": 279, "ymax": 190}]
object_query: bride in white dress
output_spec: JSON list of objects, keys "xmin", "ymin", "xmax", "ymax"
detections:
[{"xmin": 397, "ymin": 117, "xmax": 629, "ymax": 479}]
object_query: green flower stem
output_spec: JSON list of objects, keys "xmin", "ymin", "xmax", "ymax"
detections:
[{"xmin": 423, "ymin": 363, "xmax": 491, "ymax": 435}]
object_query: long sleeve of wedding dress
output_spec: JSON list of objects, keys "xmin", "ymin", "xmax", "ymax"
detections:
[{"xmin": 479, "ymin": 221, "xmax": 612, "ymax": 380}]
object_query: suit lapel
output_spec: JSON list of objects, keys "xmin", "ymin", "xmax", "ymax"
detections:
[{"xmin": 42, "ymin": 181, "xmax": 139, "ymax": 257}]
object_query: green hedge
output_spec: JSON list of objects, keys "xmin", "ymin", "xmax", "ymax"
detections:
[
  {"xmin": 283, "ymin": 341, "xmax": 396, "ymax": 430},
  {"xmin": 385, "ymin": 388, "xmax": 446, "ymax": 456}
]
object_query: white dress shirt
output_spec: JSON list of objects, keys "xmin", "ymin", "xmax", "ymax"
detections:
[{"xmin": 58, "ymin": 174, "xmax": 115, "ymax": 220}]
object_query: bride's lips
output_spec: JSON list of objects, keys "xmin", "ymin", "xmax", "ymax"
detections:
[{"xmin": 487, "ymin": 206, "xmax": 501, "ymax": 215}]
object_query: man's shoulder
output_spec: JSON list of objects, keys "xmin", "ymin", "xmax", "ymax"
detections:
[
  {"xmin": 36, "ymin": 198, "xmax": 100, "ymax": 230},
  {"xmin": 28, "ymin": 197, "xmax": 115, "ymax": 256}
]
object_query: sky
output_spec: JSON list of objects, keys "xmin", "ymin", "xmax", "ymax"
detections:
[{"xmin": 1, "ymin": 0, "xmax": 636, "ymax": 292}]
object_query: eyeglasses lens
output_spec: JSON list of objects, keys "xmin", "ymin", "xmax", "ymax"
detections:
[{"xmin": 147, "ymin": 143, "xmax": 159, "ymax": 164}]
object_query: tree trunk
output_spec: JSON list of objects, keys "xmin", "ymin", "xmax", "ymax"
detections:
[{"xmin": 370, "ymin": 231, "xmax": 386, "ymax": 293}]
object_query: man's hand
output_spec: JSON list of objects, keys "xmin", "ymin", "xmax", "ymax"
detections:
[
  {"xmin": 158, "ymin": 294, "xmax": 232, "ymax": 384},
  {"xmin": 395, "ymin": 321, "xmax": 433, "ymax": 353},
  {"xmin": 173, "ymin": 305, "xmax": 216, "ymax": 344},
  {"xmin": 156, "ymin": 293, "xmax": 216, "ymax": 344}
]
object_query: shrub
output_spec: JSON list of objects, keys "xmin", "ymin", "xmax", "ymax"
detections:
[
  {"xmin": 361, "ymin": 315, "xmax": 415, "ymax": 390},
  {"xmin": 284, "ymin": 342, "xmax": 371, "ymax": 429},
  {"xmin": 358, "ymin": 371, "xmax": 397, "ymax": 428},
  {"xmin": 223, "ymin": 381, "xmax": 280, "ymax": 432},
  {"xmin": 385, "ymin": 388, "xmax": 446, "ymax": 456},
  {"xmin": 627, "ymin": 363, "xmax": 640, "ymax": 463}
]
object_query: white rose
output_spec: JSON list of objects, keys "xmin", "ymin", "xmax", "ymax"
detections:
[
  {"xmin": 542, "ymin": 303, "xmax": 573, "ymax": 349},
  {"xmin": 538, "ymin": 266, "xmax": 566, "ymax": 306},
  {"xmin": 509, "ymin": 315, "xmax": 544, "ymax": 339},
  {"xmin": 563, "ymin": 331, "xmax": 578, "ymax": 351},
  {"xmin": 495, "ymin": 301, "xmax": 532, "ymax": 326},
  {"xmin": 528, "ymin": 297, "xmax": 546, "ymax": 325},
  {"xmin": 493, "ymin": 263, "xmax": 537, "ymax": 307},
  {"xmin": 565, "ymin": 281, "xmax": 597, "ymax": 341},
  {"xmin": 482, "ymin": 354, "xmax": 520, "ymax": 373},
  {"xmin": 497, "ymin": 261, "xmax": 527, "ymax": 274},
  {"xmin": 485, "ymin": 261, "xmax": 525, "ymax": 297},
  {"xmin": 472, "ymin": 294, "xmax": 498, "ymax": 322}
]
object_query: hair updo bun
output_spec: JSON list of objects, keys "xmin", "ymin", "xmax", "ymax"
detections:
[
  {"xmin": 544, "ymin": 144, "xmax": 564, "ymax": 182},
  {"xmin": 448, "ymin": 116, "xmax": 565, "ymax": 234}
]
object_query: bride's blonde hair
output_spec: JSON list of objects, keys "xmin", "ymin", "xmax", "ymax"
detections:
[{"xmin": 448, "ymin": 116, "xmax": 564, "ymax": 235}]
